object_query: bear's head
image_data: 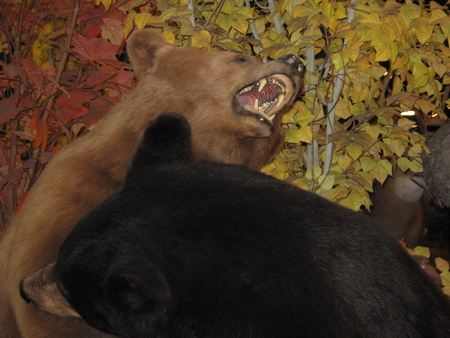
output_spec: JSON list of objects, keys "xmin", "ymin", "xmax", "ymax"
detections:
[{"xmin": 126, "ymin": 29, "xmax": 303, "ymax": 141}]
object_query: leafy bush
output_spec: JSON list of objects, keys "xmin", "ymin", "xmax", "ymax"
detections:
[{"xmin": 0, "ymin": 0, "xmax": 449, "ymax": 231}]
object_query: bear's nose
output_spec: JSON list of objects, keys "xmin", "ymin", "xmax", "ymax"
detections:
[{"xmin": 276, "ymin": 54, "xmax": 302, "ymax": 72}]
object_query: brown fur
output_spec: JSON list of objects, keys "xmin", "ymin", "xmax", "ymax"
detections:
[{"xmin": 0, "ymin": 29, "xmax": 302, "ymax": 338}]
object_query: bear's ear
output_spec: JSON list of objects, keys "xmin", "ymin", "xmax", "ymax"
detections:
[
  {"xmin": 105, "ymin": 261, "xmax": 171, "ymax": 317},
  {"xmin": 129, "ymin": 113, "xmax": 193, "ymax": 171},
  {"xmin": 127, "ymin": 29, "xmax": 170, "ymax": 78},
  {"xmin": 19, "ymin": 263, "xmax": 81, "ymax": 318}
]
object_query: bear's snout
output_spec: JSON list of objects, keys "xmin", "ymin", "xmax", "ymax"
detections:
[{"xmin": 276, "ymin": 54, "xmax": 302, "ymax": 72}]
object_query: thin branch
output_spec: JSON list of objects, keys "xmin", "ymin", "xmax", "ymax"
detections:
[
  {"xmin": 245, "ymin": 0, "xmax": 265, "ymax": 60},
  {"xmin": 7, "ymin": 119, "xmax": 18, "ymax": 219},
  {"xmin": 203, "ymin": 0, "xmax": 226, "ymax": 31},
  {"xmin": 187, "ymin": 0, "xmax": 196, "ymax": 28},
  {"xmin": 41, "ymin": 0, "xmax": 80, "ymax": 123},
  {"xmin": 267, "ymin": 0, "xmax": 283, "ymax": 35},
  {"xmin": 323, "ymin": 0, "xmax": 356, "ymax": 176}
]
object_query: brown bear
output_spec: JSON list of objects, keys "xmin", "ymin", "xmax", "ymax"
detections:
[{"xmin": 0, "ymin": 29, "xmax": 303, "ymax": 338}]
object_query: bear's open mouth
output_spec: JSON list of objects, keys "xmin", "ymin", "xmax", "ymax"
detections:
[{"xmin": 236, "ymin": 74, "xmax": 293, "ymax": 123}]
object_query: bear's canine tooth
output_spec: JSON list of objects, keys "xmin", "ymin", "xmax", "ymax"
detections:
[
  {"xmin": 258, "ymin": 78, "xmax": 268, "ymax": 92},
  {"xmin": 254, "ymin": 98, "xmax": 259, "ymax": 111},
  {"xmin": 276, "ymin": 93, "xmax": 285, "ymax": 107}
]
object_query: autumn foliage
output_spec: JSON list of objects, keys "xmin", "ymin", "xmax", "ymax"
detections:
[{"xmin": 1, "ymin": 0, "xmax": 450, "ymax": 232}]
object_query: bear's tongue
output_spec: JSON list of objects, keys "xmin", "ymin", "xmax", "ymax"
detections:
[{"xmin": 237, "ymin": 79, "xmax": 285, "ymax": 115}]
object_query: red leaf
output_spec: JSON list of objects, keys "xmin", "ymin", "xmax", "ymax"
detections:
[
  {"xmin": 56, "ymin": 90, "xmax": 97, "ymax": 124},
  {"xmin": 21, "ymin": 58, "xmax": 44, "ymax": 99},
  {"xmin": 114, "ymin": 69, "xmax": 134, "ymax": 96},
  {"xmin": 83, "ymin": 96, "xmax": 118, "ymax": 128},
  {"xmin": 72, "ymin": 33, "xmax": 125, "ymax": 67},
  {"xmin": 0, "ymin": 99, "xmax": 22, "ymax": 124},
  {"xmin": 77, "ymin": 1, "xmax": 104, "ymax": 26},
  {"xmin": 82, "ymin": 17, "xmax": 103, "ymax": 39},
  {"xmin": 101, "ymin": 18, "xmax": 124, "ymax": 45},
  {"xmin": 85, "ymin": 65, "xmax": 118, "ymax": 89}
]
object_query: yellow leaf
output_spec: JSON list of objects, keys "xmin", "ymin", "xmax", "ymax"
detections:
[
  {"xmin": 124, "ymin": 11, "xmax": 137, "ymax": 38},
  {"xmin": 409, "ymin": 160, "xmax": 423, "ymax": 173},
  {"xmin": 397, "ymin": 118, "xmax": 416, "ymax": 131},
  {"xmin": 374, "ymin": 44, "xmax": 391, "ymax": 62},
  {"xmin": 216, "ymin": 14, "xmax": 234, "ymax": 32},
  {"xmin": 362, "ymin": 125, "xmax": 380, "ymax": 140},
  {"xmin": 305, "ymin": 165, "xmax": 322, "ymax": 180},
  {"xmin": 441, "ymin": 271, "xmax": 450, "ymax": 287},
  {"xmin": 397, "ymin": 157, "xmax": 411, "ymax": 172},
  {"xmin": 346, "ymin": 143, "xmax": 363, "ymax": 161},
  {"xmin": 134, "ymin": 13, "xmax": 159, "ymax": 29},
  {"xmin": 234, "ymin": 6, "xmax": 254, "ymax": 19},
  {"xmin": 360, "ymin": 157, "xmax": 377, "ymax": 172},
  {"xmin": 413, "ymin": 246, "xmax": 430, "ymax": 258},
  {"xmin": 443, "ymin": 286, "xmax": 450, "ymax": 296},
  {"xmin": 232, "ymin": 19, "xmax": 249, "ymax": 35},
  {"xmin": 338, "ymin": 154, "xmax": 353, "ymax": 171},
  {"xmin": 441, "ymin": 17, "xmax": 450, "ymax": 38},
  {"xmin": 436, "ymin": 257, "xmax": 450, "ymax": 272},
  {"xmin": 393, "ymin": 139, "xmax": 406, "ymax": 157},
  {"xmin": 412, "ymin": 18, "xmax": 433, "ymax": 44},
  {"xmin": 328, "ymin": 16, "xmax": 338, "ymax": 34},
  {"xmin": 356, "ymin": 171, "xmax": 374, "ymax": 192},
  {"xmin": 318, "ymin": 174, "xmax": 335, "ymax": 190},
  {"xmin": 322, "ymin": 0, "xmax": 335, "ymax": 19},
  {"xmin": 371, "ymin": 27, "xmax": 389, "ymax": 46},
  {"xmin": 360, "ymin": 13, "xmax": 382, "ymax": 28},
  {"xmin": 330, "ymin": 185, "xmax": 348, "ymax": 201},
  {"xmin": 95, "ymin": 0, "xmax": 112, "ymax": 10},
  {"xmin": 340, "ymin": 193, "xmax": 362, "ymax": 211},
  {"xmin": 389, "ymin": 43, "xmax": 398, "ymax": 64},
  {"xmin": 407, "ymin": 144, "xmax": 423, "ymax": 157},
  {"xmin": 385, "ymin": 15, "xmax": 404, "ymax": 39},
  {"xmin": 191, "ymin": 31, "xmax": 212, "ymax": 50},
  {"xmin": 335, "ymin": 2, "xmax": 347, "ymax": 20},
  {"xmin": 430, "ymin": 9, "xmax": 447, "ymax": 24},
  {"xmin": 334, "ymin": 98, "xmax": 351, "ymax": 119},
  {"xmin": 285, "ymin": 125, "xmax": 300, "ymax": 143},
  {"xmin": 331, "ymin": 52, "xmax": 348, "ymax": 72},
  {"xmin": 413, "ymin": 62, "xmax": 430, "ymax": 89},
  {"xmin": 298, "ymin": 126, "xmax": 313, "ymax": 143},
  {"xmin": 162, "ymin": 31, "xmax": 175, "ymax": 45},
  {"xmin": 373, "ymin": 160, "xmax": 392, "ymax": 184},
  {"xmin": 294, "ymin": 102, "xmax": 315, "ymax": 127},
  {"xmin": 292, "ymin": 179, "xmax": 310, "ymax": 191},
  {"xmin": 415, "ymin": 99, "xmax": 436, "ymax": 115}
]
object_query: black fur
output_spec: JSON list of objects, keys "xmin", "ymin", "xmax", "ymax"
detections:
[{"xmin": 55, "ymin": 113, "xmax": 450, "ymax": 338}]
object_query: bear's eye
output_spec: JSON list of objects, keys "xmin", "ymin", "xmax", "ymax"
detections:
[{"xmin": 234, "ymin": 55, "xmax": 250, "ymax": 63}]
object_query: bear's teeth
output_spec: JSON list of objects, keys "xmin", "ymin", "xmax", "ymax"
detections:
[
  {"xmin": 276, "ymin": 93, "xmax": 285, "ymax": 107},
  {"xmin": 258, "ymin": 78, "xmax": 268, "ymax": 92},
  {"xmin": 271, "ymin": 79, "xmax": 285, "ymax": 91},
  {"xmin": 259, "ymin": 101, "xmax": 272, "ymax": 115},
  {"xmin": 254, "ymin": 99, "xmax": 259, "ymax": 111}
]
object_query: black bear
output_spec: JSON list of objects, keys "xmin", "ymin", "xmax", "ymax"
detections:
[{"xmin": 20, "ymin": 114, "xmax": 450, "ymax": 338}]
